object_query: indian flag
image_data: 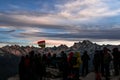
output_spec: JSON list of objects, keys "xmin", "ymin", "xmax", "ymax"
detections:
[{"xmin": 37, "ymin": 40, "xmax": 45, "ymax": 48}]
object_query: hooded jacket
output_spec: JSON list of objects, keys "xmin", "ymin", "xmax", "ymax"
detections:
[{"xmin": 73, "ymin": 52, "xmax": 82, "ymax": 68}]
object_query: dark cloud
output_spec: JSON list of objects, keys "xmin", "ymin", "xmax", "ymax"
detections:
[
  {"xmin": 0, "ymin": 13, "xmax": 70, "ymax": 30},
  {"xmin": 0, "ymin": 41, "xmax": 29, "ymax": 45},
  {"xmin": 0, "ymin": 30, "xmax": 15, "ymax": 33},
  {"xmin": 0, "ymin": 11, "xmax": 120, "ymax": 45},
  {"xmin": 13, "ymin": 29, "xmax": 120, "ymax": 41}
]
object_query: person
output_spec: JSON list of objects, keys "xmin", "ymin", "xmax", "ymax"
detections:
[
  {"xmin": 51, "ymin": 53, "xmax": 57, "ymax": 68},
  {"xmin": 46, "ymin": 52, "xmax": 52, "ymax": 67},
  {"xmin": 99, "ymin": 50, "xmax": 104, "ymax": 77},
  {"xmin": 37, "ymin": 53, "xmax": 45, "ymax": 80},
  {"xmin": 34, "ymin": 54, "xmax": 40, "ymax": 80},
  {"xmin": 93, "ymin": 50, "xmax": 102, "ymax": 80},
  {"xmin": 42, "ymin": 54, "xmax": 47, "ymax": 65},
  {"xmin": 81, "ymin": 51, "xmax": 90, "ymax": 76},
  {"xmin": 112, "ymin": 47, "xmax": 120, "ymax": 76},
  {"xmin": 24, "ymin": 55, "xmax": 31, "ymax": 80},
  {"xmin": 103, "ymin": 47, "xmax": 112, "ymax": 80},
  {"xmin": 60, "ymin": 51, "xmax": 69, "ymax": 80},
  {"xmin": 67, "ymin": 52, "xmax": 74, "ymax": 78},
  {"xmin": 72, "ymin": 52, "xmax": 82, "ymax": 80},
  {"xmin": 19, "ymin": 56, "xmax": 25, "ymax": 80},
  {"xmin": 41, "ymin": 54, "xmax": 47, "ymax": 79},
  {"xmin": 29, "ymin": 51, "xmax": 37, "ymax": 80}
]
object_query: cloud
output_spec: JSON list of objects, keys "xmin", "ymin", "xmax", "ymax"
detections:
[
  {"xmin": 0, "ymin": 29, "xmax": 15, "ymax": 33},
  {"xmin": 0, "ymin": 40, "xmax": 31, "ymax": 45},
  {"xmin": 9, "ymin": 4, "xmax": 21, "ymax": 9},
  {"xmin": 0, "ymin": 12, "xmax": 85, "ymax": 34},
  {"xmin": 57, "ymin": 0, "xmax": 120, "ymax": 19},
  {"xmin": 0, "ymin": 0, "xmax": 120, "ymax": 46},
  {"xmin": 0, "ymin": 13, "xmax": 55, "ymax": 26},
  {"xmin": 0, "ymin": 12, "xmax": 72, "ymax": 30},
  {"xmin": 14, "ymin": 28, "xmax": 120, "ymax": 41},
  {"xmin": 1, "ymin": 0, "xmax": 120, "ymax": 31}
]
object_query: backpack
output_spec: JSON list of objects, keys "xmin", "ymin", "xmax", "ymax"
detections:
[
  {"xmin": 70, "ymin": 57, "xmax": 77, "ymax": 66},
  {"xmin": 24, "ymin": 58, "xmax": 30, "ymax": 67},
  {"xmin": 104, "ymin": 53, "xmax": 112, "ymax": 64}
]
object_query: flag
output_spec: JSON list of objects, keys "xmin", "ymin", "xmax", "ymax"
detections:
[{"xmin": 37, "ymin": 40, "xmax": 45, "ymax": 48}]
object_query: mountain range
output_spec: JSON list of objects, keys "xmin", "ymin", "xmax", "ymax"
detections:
[
  {"xmin": 0, "ymin": 40, "xmax": 120, "ymax": 80},
  {"xmin": 1, "ymin": 40, "xmax": 120, "ymax": 56}
]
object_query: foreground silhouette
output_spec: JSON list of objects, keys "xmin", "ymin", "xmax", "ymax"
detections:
[{"xmin": 18, "ymin": 47, "xmax": 120, "ymax": 80}]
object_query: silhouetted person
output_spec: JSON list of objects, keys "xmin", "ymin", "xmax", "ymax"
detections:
[
  {"xmin": 60, "ymin": 51, "xmax": 69, "ymax": 80},
  {"xmin": 41, "ymin": 54, "xmax": 47, "ymax": 79},
  {"xmin": 42, "ymin": 54, "xmax": 47, "ymax": 65},
  {"xmin": 34, "ymin": 54, "xmax": 39, "ymax": 80},
  {"xmin": 24, "ymin": 55, "xmax": 30, "ymax": 80},
  {"xmin": 112, "ymin": 47, "xmax": 120, "ymax": 76},
  {"xmin": 51, "ymin": 53, "xmax": 57, "ymax": 68},
  {"xmin": 99, "ymin": 50, "xmax": 104, "ymax": 77},
  {"xmin": 103, "ymin": 47, "xmax": 112, "ymax": 80},
  {"xmin": 81, "ymin": 51, "xmax": 90, "ymax": 76},
  {"xmin": 67, "ymin": 52, "xmax": 74, "ymax": 79},
  {"xmin": 19, "ymin": 56, "xmax": 25, "ymax": 80},
  {"xmin": 73, "ymin": 52, "xmax": 82, "ymax": 80},
  {"xmin": 29, "ymin": 51, "xmax": 37, "ymax": 80},
  {"xmin": 46, "ymin": 52, "xmax": 52, "ymax": 67},
  {"xmin": 37, "ymin": 53, "xmax": 46, "ymax": 80},
  {"xmin": 93, "ymin": 50, "xmax": 102, "ymax": 80}
]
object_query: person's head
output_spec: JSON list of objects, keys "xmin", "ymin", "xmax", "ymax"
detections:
[
  {"xmin": 112, "ymin": 47, "xmax": 118, "ymax": 52},
  {"xmin": 35, "ymin": 54, "xmax": 37, "ymax": 57},
  {"xmin": 83, "ymin": 50, "xmax": 87, "ymax": 55},
  {"xmin": 75, "ymin": 52, "xmax": 81, "ymax": 57},
  {"xmin": 103, "ymin": 47, "xmax": 110, "ymax": 53},
  {"xmin": 47, "ymin": 52, "xmax": 51, "ymax": 57},
  {"xmin": 21, "ymin": 56, "xmax": 25, "ymax": 61},
  {"xmin": 38, "ymin": 53, "xmax": 41, "ymax": 56},
  {"xmin": 103, "ymin": 47, "xmax": 107, "ymax": 50},
  {"xmin": 95, "ymin": 50, "xmax": 99, "ymax": 54},
  {"xmin": 25, "ymin": 55, "xmax": 29, "ymax": 58},
  {"xmin": 61, "ymin": 51, "xmax": 67, "ymax": 57},
  {"xmin": 61, "ymin": 51, "xmax": 64, "ymax": 54},
  {"xmin": 29, "ymin": 50, "xmax": 34, "ymax": 56},
  {"xmin": 53, "ymin": 53, "xmax": 56, "ymax": 57},
  {"xmin": 69, "ymin": 52, "xmax": 74, "ymax": 56}
]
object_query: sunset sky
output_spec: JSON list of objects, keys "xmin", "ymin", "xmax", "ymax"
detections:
[{"xmin": 0, "ymin": 0, "xmax": 120, "ymax": 47}]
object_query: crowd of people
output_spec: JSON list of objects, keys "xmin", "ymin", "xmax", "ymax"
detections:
[
  {"xmin": 19, "ymin": 47, "xmax": 120, "ymax": 80},
  {"xmin": 93, "ymin": 47, "xmax": 120, "ymax": 80}
]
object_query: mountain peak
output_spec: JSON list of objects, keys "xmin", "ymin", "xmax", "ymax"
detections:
[{"xmin": 82, "ymin": 40, "xmax": 93, "ymax": 45}]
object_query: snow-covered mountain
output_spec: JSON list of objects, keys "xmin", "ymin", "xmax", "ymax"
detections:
[
  {"xmin": 0, "ymin": 40, "xmax": 120, "ymax": 80},
  {"xmin": 1, "ymin": 40, "xmax": 120, "ymax": 56}
]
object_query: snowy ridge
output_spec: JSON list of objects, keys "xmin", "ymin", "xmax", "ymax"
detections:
[{"xmin": 1, "ymin": 40, "xmax": 120, "ymax": 56}]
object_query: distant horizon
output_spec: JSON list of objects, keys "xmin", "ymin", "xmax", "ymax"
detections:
[
  {"xmin": 0, "ymin": 0, "xmax": 120, "ymax": 47},
  {"xmin": 0, "ymin": 40, "xmax": 120, "ymax": 48}
]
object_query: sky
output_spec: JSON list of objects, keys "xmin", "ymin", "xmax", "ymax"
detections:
[{"xmin": 0, "ymin": 0, "xmax": 120, "ymax": 47}]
